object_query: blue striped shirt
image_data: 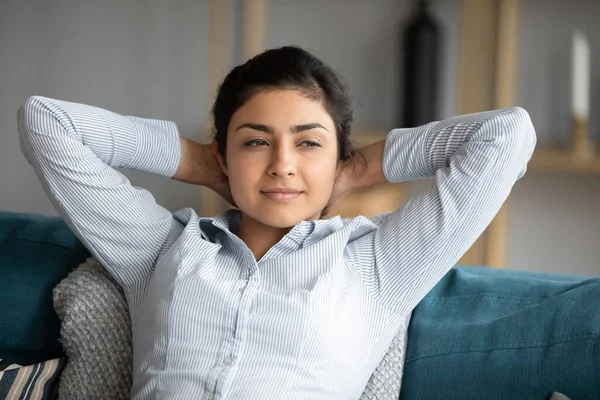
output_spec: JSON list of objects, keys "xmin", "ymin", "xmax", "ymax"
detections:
[{"xmin": 17, "ymin": 96, "xmax": 536, "ymax": 399}]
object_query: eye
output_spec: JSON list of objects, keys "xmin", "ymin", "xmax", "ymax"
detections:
[
  {"xmin": 299, "ymin": 141, "xmax": 321, "ymax": 148},
  {"xmin": 244, "ymin": 139, "xmax": 269, "ymax": 147}
]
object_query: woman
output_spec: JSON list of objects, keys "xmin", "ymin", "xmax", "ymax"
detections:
[{"xmin": 18, "ymin": 46, "xmax": 536, "ymax": 399}]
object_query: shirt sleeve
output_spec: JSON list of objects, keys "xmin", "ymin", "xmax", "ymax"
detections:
[
  {"xmin": 17, "ymin": 95, "xmax": 182, "ymax": 289},
  {"xmin": 345, "ymin": 107, "xmax": 537, "ymax": 316}
]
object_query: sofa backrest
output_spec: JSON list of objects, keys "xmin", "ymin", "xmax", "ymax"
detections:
[{"xmin": 0, "ymin": 211, "xmax": 90, "ymax": 365}]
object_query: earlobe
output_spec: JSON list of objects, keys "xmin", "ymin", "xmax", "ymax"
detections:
[
  {"xmin": 211, "ymin": 142, "xmax": 229, "ymax": 176},
  {"xmin": 220, "ymin": 157, "xmax": 229, "ymax": 177}
]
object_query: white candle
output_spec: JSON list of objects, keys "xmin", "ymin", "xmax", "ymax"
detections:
[{"xmin": 572, "ymin": 30, "xmax": 590, "ymax": 119}]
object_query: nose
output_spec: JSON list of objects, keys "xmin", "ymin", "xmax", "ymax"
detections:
[{"xmin": 267, "ymin": 144, "xmax": 296, "ymax": 177}]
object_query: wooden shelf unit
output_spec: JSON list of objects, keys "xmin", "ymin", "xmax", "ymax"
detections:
[{"xmin": 530, "ymin": 147, "xmax": 600, "ymax": 174}]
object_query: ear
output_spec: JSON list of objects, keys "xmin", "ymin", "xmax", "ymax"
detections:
[{"xmin": 211, "ymin": 142, "xmax": 229, "ymax": 177}]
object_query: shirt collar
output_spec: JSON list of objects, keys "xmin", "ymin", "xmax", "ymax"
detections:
[{"xmin": 198, "ymin": 209, "xmax": 345, "ymax": 247}]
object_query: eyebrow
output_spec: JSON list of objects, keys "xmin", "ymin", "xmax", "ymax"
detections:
[{"xmin": 234, "ymin": 123, "xmax": 329, "ymax": 134}]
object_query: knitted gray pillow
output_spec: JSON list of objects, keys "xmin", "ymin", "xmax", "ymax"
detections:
[
  {"xmin": 53, "ymin": 254, "xmax": 407, "ymax": 400},
  {"xmin": 53, "ymin": 258, "xmax": 133, "ymax": 400}
]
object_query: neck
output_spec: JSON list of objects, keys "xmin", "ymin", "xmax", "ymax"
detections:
[{"xmin": 237, "ymin": 213, "xmax": 292, "ymax": 261}]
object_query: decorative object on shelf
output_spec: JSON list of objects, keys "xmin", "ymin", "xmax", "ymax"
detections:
[
  {"xmin": 570, "ymin": 29, "xmax": 595, "ymax": 160},
  {"xmin": 402, "ymin": 0, "xmax": 440, "ymax": 128}
]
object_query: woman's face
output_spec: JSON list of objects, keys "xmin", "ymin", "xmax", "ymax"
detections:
[{"xmin": 221, "ymin": 89, "xmax": 339, "ymax": 228}]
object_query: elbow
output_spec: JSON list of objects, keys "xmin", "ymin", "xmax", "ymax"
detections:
[
  {"xmin": 17, "ymin": 96, "xmax": 48, "ymax": 161},
  {"xmin": 17, "ymin": 96, "xmax": 45, "ymax": 137},
  {"xmin": 488, "ymin": 107, "xmax": 537, "ymax": 170},
  {"xmin": 500, "ymin": 106, "xmax": 537, "ymax": 161},
  {"xmin": 498, "ymin": 107, "xmax": 537, "ymax": 180},
  {"xmin": 478, "ymin": 107, "xmax": 537, "ymax": 181}
]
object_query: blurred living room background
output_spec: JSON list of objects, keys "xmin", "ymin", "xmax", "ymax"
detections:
[{"xmin": 1, "ymin": 0, "xmax": 598, "ymax": 276}]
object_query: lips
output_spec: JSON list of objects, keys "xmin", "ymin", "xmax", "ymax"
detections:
[{"xmin": 260, "ymin": 187, "xmax": 302, "ymax": 202}]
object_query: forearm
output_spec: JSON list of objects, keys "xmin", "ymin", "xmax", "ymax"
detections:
[
  {"xmin": 18, "ymin": 96, "xmax": 181, "ymax": 178},
  {"xmin": 354, "ymin": 107, "xmax": 536, "ymax": 191}
]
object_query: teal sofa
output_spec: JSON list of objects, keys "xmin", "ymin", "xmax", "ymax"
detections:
[{"xmin": 1, "ymin": 211, "xmax": 598, "ymax": 399}]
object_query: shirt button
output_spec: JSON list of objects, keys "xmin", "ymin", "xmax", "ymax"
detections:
[{"xmin": 223, "ymin": 357, "xmax": 234, "ymax": 366}]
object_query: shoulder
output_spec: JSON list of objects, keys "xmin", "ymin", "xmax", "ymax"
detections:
[
  {"xmin": 335, "ymin": 212, "xmax": 393, "ymax": 247},
  {"xmin": 341, "ymin": 212, "xmax": 393, "ymax": 228}
]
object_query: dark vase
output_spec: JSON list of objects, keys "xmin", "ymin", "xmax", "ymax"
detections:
[{"xmin": 402, "ymin": 0, "xmax": 440, "ymax": 127}]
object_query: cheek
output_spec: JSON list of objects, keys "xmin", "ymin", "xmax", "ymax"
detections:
[
  {"xmin": 225, "ymin": 154, "xmax": 261, "ymax": 194},
  {"xmin": 303, "ymin": 157, "xmax": 338, "ymax": 191}
]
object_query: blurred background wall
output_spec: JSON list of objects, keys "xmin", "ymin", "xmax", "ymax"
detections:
[
  {"xmin": 1, "ymin": 0, "xmax": 598, "ymax": 275},
  {"xmin": 510, "ymin": 0, "xmax": 600, "ymax": 277}
]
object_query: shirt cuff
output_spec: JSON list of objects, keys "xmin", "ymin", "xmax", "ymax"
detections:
[
  {"xmin": 119, "ymin": 116, "xmax": 181, "ymax": 178},
  {"xmin": 382, "ymin": 123, "xmax": 435, "ymax": 183}
]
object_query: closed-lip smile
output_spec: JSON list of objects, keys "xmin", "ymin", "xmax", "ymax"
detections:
[
  {"xmin": 261, "ymin": 187, "xmax": 302, "ymax": 194},
  {"xmin": 260, "ymin": 187, "xmax": 302, "ymax": 201}
]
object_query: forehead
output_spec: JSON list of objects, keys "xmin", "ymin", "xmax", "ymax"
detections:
[{"xmin": 231, "ymin": 89, "xmax": 335, "ymax": 127}]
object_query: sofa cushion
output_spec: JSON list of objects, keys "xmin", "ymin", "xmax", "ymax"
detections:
[
  {"xmin": 0, "ymin": 211, "xmax": 90, "ymax": 366},
  {"xmin": 400, "ymin": 265, "xmax": 600, "ymax": 400}
]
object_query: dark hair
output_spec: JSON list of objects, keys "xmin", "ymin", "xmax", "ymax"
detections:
[{"xmin": 211, "ymin": 46, "xmax": 356, "ymax": 162}]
